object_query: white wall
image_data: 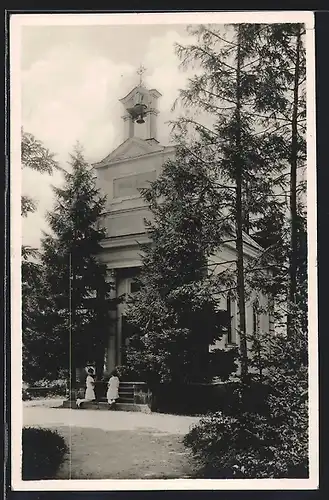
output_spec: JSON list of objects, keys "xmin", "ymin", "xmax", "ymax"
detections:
[{"xmin": 96, "ymin": 148, "xmax": 174, "ymax": 239}]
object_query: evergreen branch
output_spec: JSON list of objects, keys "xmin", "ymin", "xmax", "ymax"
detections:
[
  {"xmin": 251, "ymin": 121, "xmax": 291, "ymax": 137},
  {"xmin": 180, "ymin": 94, "xmax": 234, "ymax": 114},
  {"xmin": 184, "ymin": 81, "xmax": 238, "ymax": 106},
  {"xmin": 240, "ymin": 56, "xmax": 262, "ymax": 70},
  {"xmin": 213, "ymin": 286, "xmax": 238, "ymax": 295},
  {"xmin": 170, "ymin": 118, "xmax": 218, "ymax": 138},
  {"xmin": 208, "ymin": 259, "xmax": 237, "ymax": 266},
  {"xmin": 242, "ymin": 110, "xmax": 292, "ymax": 123},
  {"xmin": 173, "ymin": 140, "xmax": 222, "ymax": 168},
  {"xmin": 203, "ymin": 27, "xmax": 239, "ymax": 47},
  {"xmin": 297, "ymin": 75, "xmax": 306, "ymax": 87},
  {"xmin": 212, "ymin": 182, "xmax": 235, "ymax": 190},
  {"xmin": 207, "ymin": 264, "xmax": 236, "ymax": 281},
  {"xmin": 191, "ymin": 43, "xmax": 237, "ymax": 73}
]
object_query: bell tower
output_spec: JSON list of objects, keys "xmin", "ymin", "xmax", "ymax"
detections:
[{"xmin": 120, "ymin": 66, "xmax": 162, "ymax": 143}]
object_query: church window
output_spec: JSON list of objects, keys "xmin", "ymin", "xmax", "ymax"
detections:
[{"xmin": 218, "ymin": 294, "xmax": 234, "ymax": 346}]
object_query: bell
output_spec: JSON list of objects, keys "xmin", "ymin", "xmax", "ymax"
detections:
[
  {"xmin": 127, "ymin": 92, "xmax": 148, "ymax": 124},
  {"xmin": 136, "ymin": 114, "xmax": 145, "ymax": 124}
]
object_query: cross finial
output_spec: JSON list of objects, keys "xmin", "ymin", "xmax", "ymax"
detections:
[{"xmin": 137, "ymin": 64, "xmax": 146, "ymax": 85}]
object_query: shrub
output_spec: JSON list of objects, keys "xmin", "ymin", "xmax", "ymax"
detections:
[
  {"xmin": 184, "ymin": 361, "xmax": 309, "ymax": 478},
  {"xmin": 184, "ymin": 321, "xmax": 309, "ymax": 478},
  {"xmin": 22, "ymin": 427, "xmax": 68, "ymax": 480},
  {"xmin": 22, "ymin": 379, "xmax": 68, "ymax": 400},
  {"xmin": 185, "ymin": 411, "xmax": 273, "ymax": 478},
  {"xmin": 35, "ymin": 378, "xmax": 67, "ymax": 389},
  {"xmin": 150, "ymin": 381, "xmax": 240, "ymax": 415},
  {"xmin": 184, "ymin": 391, "xmax": 308, "ymax": 478}
]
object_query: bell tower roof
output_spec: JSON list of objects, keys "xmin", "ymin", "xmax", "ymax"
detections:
[
  {"xmin": 119, "ymin": 86, "xmax": 162, "ymax": 106},
  {"xmin": 119, "ymin": 67, "xmax": 162, "ymax": 143}
]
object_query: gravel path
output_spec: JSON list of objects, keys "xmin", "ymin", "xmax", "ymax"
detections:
[
  {"xmin": 23, "ymin": 402, "xmax": 201, "ymax": 479},
  {"xmin": 23, "ymin": 404, "xmax": 200, "ymax": 435}
]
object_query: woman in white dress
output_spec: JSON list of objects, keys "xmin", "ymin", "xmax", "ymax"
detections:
[
  {"xmin": 76, "ymin": 367, "xmax": 96, "ymax": 408},
  {"xmin": 107, "ymin": 369, "xmax": 120, "ymax": 408}
]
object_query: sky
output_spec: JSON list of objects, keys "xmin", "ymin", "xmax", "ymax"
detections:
[
  {"xmin": 20, "ymin": 22, "xmax": 197, "ymax": 248},
  {"xmin": 18, "ymin": 16, "xmax": 310, "ymax": 250}
]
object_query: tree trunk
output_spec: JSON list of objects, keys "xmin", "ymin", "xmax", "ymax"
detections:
[
  {"xmin": 235, "ymin": 26, "xmax": 249, "ymax": 384},
  {"xmin": 287, "ymin": 26, "xmax": 302, "ymax": 338}
]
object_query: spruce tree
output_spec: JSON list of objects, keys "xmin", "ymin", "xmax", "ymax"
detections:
[
  {"xmin": 124, "ymin": 143, "xmax": 239, "ymax": 386},
  {"xmin": 175, "ymin": 24, "xmax": 308, "ymax": 475},
  {"xmin": 40, "ymin": 144, "xmax": 113, "ymax": 389},
  {"xmin": 251, "ymin": 23, "xmax": 307, "ymax": 337},
  {"xmin": 173, "ymin": 24, "xmax": 288, "ymax": 383}
]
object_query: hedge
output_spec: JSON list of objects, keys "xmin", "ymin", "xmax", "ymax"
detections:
[{"xmin": 22, "ymin": 427, "xmax": 68, "ymax": 480}]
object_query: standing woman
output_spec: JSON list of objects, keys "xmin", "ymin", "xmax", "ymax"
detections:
[
  {"xmin": 107, "ymin": 369, "xmax": 120, "ymax": 408},
  {"xmin": 76, "ymin": 366, "xmax": 96, "ymax": 409}
]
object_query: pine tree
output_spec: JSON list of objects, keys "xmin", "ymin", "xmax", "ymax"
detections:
[
  {"xmin": 124, "ymin": 143, "xmax": 239, "ymax": 386},
  {"xmin": 177, "ymin": 24, "xmax": 308, "ymax": 477},
  {"xmin": 250, "ymin": 23, "xmax": 307, "ymax": 337},
  {"xmin": 40, "ymin": 144, "xmax": 114, "ymax": 389},
  {"xmin": 174, "ymin": 24, "xmax": 288, "ymax": 383}
]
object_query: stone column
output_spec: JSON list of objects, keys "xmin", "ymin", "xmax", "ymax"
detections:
[{"xmin": 106, "ymin": 268, "xmax": 117, "ymax": 374}]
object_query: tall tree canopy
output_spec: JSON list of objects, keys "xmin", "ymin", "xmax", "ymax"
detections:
[{"xmin": 29, "ymin": 145, "xmax": 114, "ymax": 383}]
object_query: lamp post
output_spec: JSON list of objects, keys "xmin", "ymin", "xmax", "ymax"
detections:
[{"xmin": 68, "ymin": 189, "xmax": 79, "ymax": 400}]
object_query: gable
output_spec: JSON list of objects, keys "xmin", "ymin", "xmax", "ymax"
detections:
[{"xmin": 94, "ymin": 138, "xmax": 164, "ymax": 167}]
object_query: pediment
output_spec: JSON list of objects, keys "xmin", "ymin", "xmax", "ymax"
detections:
[
  {"xmin": 95, "ymin": 138, "xmax": 164, "ymax": 166},
  {"xmin": 120, "ymin": 86, "xmax": 162, "ymax": 105}
]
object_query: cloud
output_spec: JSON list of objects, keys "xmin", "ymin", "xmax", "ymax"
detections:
[
  {"xmin": 22, "ymin": 45, "xmax": 132, "ymax": 162},
  {"xmin": 21, "ymin": 26, "xmax": 193, "ymax": 248}
]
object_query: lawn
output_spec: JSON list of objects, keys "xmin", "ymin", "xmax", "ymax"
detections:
[{"xmin": 55, "ymin": 425, "xmax": 197, "ymax": 479}]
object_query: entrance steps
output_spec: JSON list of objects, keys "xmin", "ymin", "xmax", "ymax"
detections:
[{"xmin": 63, "ymin": 381, "xmax": 152, "ymax": 413}]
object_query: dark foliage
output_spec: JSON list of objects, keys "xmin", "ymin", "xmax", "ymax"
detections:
[
  {"xmin": 37, "ymin": 145, "xmax": 114, "ymax": 382},
  {"xmin": 123, "ymin": 144, "xmax": 238, "ymax": 385},
  {"xmin": 184, "ymin": 408, "xmax": 308, "ymax": 478},
  {"xmin": 22, "ymin": 427, "xmax": 68, "ymax": 480},
  {"xmin": 184, "ymin": 325, "xmax": 308, "ymax": 478},
  {"xmin": 21, "ymin": 131, "xmax": 61, "ymax": 382}
]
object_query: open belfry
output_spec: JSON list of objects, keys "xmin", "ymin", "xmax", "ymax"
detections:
[{"xmin": 93, "ymin": 68, "xmax": 272, "ymax": 375}]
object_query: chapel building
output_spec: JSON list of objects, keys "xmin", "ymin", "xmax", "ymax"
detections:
[{"xmin": 93, "ymin": 82, "xmax": 272, "ymax": 376}]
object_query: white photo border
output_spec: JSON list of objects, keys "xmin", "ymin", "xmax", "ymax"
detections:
[{"xmin": 10, "ymin": 10, "xmax": 318, "ymax": 491}]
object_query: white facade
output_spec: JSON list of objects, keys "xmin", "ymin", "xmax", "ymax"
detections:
[{"xmin": 93, "ymin": 84, "xmax": 271, "ymax": 375}]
